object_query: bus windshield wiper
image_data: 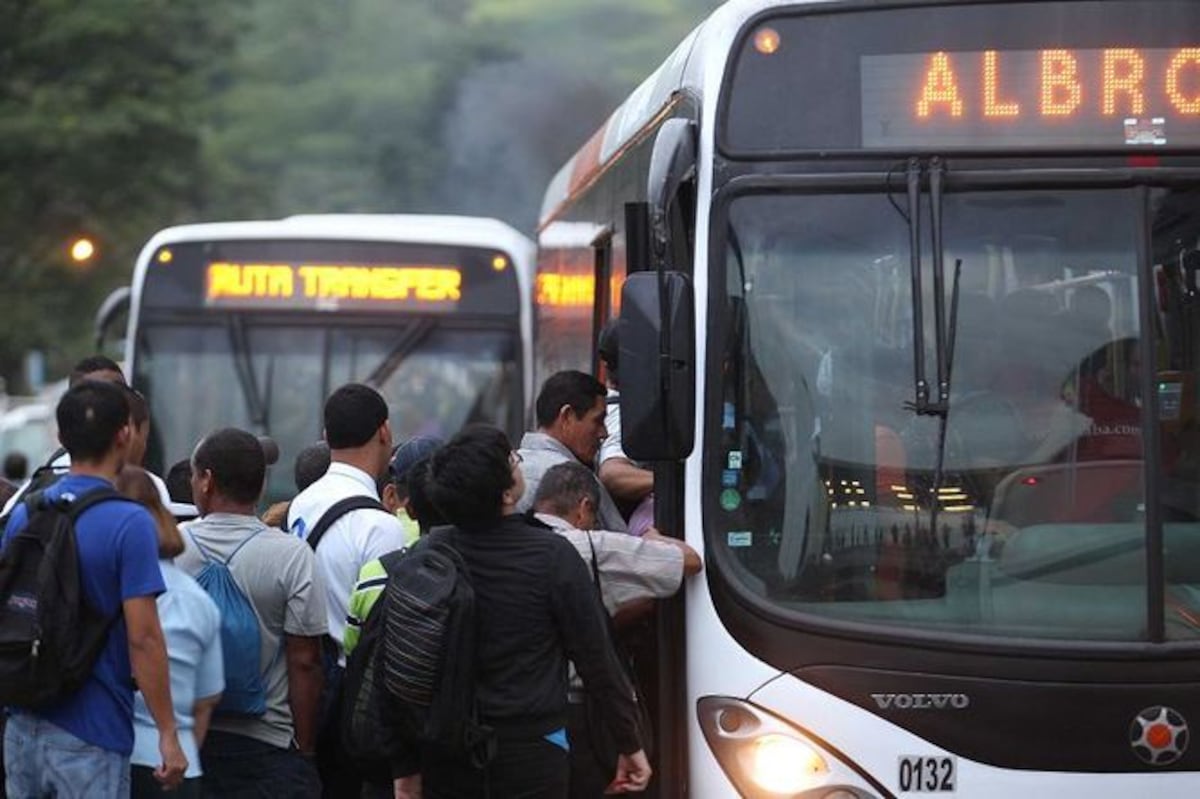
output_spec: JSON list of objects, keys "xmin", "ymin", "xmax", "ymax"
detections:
[
  {"xmin": 365, "ymin": 318, "xmax": 437, "ymax": 389},
  {"xmin": 227, "ymin": 316, "xmax": 269, "ymax": 431},
  {"xmin": 898, "ymin": 157, "xmax": 963, "ymax": 535},
  {"xmin": 902, "ymin": 157, "xmax": 961, "ymax": 419}
]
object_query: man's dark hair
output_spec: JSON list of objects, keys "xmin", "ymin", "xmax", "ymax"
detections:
[
  {"xmin": 294, "ymin": 442, "xmax": 331, "ymax": 492},
  {"xmin": 2, "ymin": 452, "xmax": 27, "ymax": 482},
  {"xmin": 533, "ymin": 461, "xmax": 601, "ymax": 519},
  {"xmin": 324, "ymin": 384, "xmax": 388, "ymax": 449},
  {"xmin": 425, "ymin": 424, "xmax": 514, "ymax": 529},
  {"xmin": 405, "ymin": 457, "xmax": 446, "ymax": 534},
  {"xmin": 597, "ymin": 318, "xmax": 620, "ymax": 378},
  {"xmin": 56, "ymin": 380, "xmax": 131, "ymax": 461},
  {"xmin": 68, "ymin": 355, "xmax": 125, "ymax": 387},
  {"xmin": 126, "ymin": 388, "xmax": 149, "ymax": 427},
  {"xmin": 192, "ymin": 428, "xmax": 266, "ymax": 505},
  {"xmin": 165, "ymin": 459, "xmax": 193, "ymax": 504},
  {"xmin": 534, "ymin": 370, "xmax": 606, "ymax": 428}
]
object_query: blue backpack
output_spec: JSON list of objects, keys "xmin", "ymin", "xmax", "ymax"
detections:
[{"xmin": 187, "ymin": 530, "xmax": 266, "ymax": 717}]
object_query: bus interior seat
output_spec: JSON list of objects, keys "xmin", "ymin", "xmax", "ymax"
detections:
[
  {"xmin": 990, "ymin": 460, "xmax": 1143, "ymax": 527},
  {"xmin": 998, "ymin": 522, "xmax": 1200, "ymax": 585}
]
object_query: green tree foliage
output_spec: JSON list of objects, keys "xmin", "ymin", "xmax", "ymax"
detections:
[
  {"xmin": 0, "ymin": 0, "xmax": 721, "ymax": 391},
  {"xmin": 203, "ymin": 0, "xmax": 721, "ymax": 226},
  {"xmin": 0, "ymin": 0, "xmax": 237, "ymax": 391},
  {"xmin": 203, "ymin": 0, "xmax": 481, "ymax": 216}
]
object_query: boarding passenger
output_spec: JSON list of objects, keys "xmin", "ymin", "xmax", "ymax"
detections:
[
  {"xmin": 388, "ymin": 425, "xmax": 650, "ymax": 798},
  {"xmin": 382, "ymin": 436, "xmax": 444, "ymax": 544},
  {"xmin": 517, "ymin": 370, "xmax": 627, "ymax": 532},
  {"xmin": 294, "ymin": 441, "xmax": 332, "ymax": 493},
  {"xmin": 287, "ymin": 386, "xmax": 406, "ymax": 655},
  {"xmin": 2, "ymin": 380, "xmax": 187, "ymax": 797},
  {"xmin": 260, "ymin": 441, "xmax": 330, "ymax": 530},
  {"xmin": 596, "ymin": 320, "xmax": 655, "ymax": 535},
  {"xmin": 345, "ymin": 451, "xmax": 446, "ymax": 658},
  {"xmin": 164, "ymin": 459, "xmax": 200, "ymax": 522},
  {"xmin": 344, "ymin": 448, "xmax": 443, "ymax": 799},
  {"xmin": 531, "ymin": 460, "xmax": 702, "ymax": 796},
  {"xmin": 286, "ymin": 385, "xmax": 408, "ymax": 797},
  {"xmin": 116, "ymin": 466, "xmax": 223, "ymax": 799},
  {"xmin": 178, "ymin": 428, "xmax": 326, "ymax": 798}
]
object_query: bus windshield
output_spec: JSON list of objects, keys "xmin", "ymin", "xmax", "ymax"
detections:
[
  {"xmin": 712, "ymin": 186, "xmax": 1200, "ymax": 643},
  {"xmin": 135, "ymin": 321, "xmax": 518, "ymax": 502}
]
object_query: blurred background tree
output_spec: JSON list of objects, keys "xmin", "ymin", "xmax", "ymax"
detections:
[
  {"xmin": 0, "ymin": 0, "xmax": 720, "ymax": 391},
  {"xmin": 0, "ymin": 0, "xmax": 238, "ymax": 391}
]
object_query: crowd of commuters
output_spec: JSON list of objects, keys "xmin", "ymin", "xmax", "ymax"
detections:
[{"xmin": 0, "ymin": 332, "xmax": 702, "ymax": 799}]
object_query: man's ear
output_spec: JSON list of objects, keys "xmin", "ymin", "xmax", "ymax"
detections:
[
  {"xmin": 557, "ymin": 404, "xmax": 575, "ymax": 425},
  {"xmin": 196, "ymin": 468, "xmax": 214, "ymax": 497},
  {"xmin": 113, "ymin": 423, "xmax": 133, "ymax": 451}
]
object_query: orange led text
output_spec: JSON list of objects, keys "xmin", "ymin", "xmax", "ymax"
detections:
[
  {"xmin": 914, "ymin": 47, "xmax": 1200, "ymax": 120},
  {"xmin": 206, "ymin": 263, "xmax": 462, "ymax": 304}
]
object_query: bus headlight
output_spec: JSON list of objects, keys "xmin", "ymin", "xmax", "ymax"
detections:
[
  {"xmin": 698, "ymin": 696, "xmax": 881, "ymax": 798},
  {"xmin": 746, "ymin": 734, "xmax": 826, "ymax": 793}
]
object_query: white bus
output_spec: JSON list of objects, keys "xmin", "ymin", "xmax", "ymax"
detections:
[
  {"xmin": 108, "ymin": 214, "xmax": 533, "ymax": 502},
  {"xmin": 536, "ymin": 0, "xmax": 1200, "ymax": 795}
]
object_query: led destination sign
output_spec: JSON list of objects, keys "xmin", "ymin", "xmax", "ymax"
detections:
[
  {"xmin": 720, "ymin": 2, "xmax": 1200, "ymax": 154},
  {"xmin": 206, "ymin": 262, "xmax": 462, "ymax": 308},
  {"xmin": 864, "ymin": 46, "xmax": 1200, "ymax": 149}
]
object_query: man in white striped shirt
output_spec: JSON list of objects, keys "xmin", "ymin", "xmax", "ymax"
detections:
[
  {"xmin": 531, "ymin": 460, "xmax": 702, "ymax": 796},
  {"xmin": 531, "ymin": 461, "xmax": 701, "ymax": 614}
]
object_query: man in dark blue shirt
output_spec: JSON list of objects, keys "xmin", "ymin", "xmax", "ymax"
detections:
[{"xmin": 3, "ymin": 380, "xmax": 186, "ymax": 798}]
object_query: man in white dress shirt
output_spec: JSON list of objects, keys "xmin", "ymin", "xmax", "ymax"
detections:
[
  {"xmin": 285, "ymin": 383, "xmax": 408, "ymax": 797},
  {"xmin": 286, "ymin": 383, "xmax": 408, "ymax": 661}
]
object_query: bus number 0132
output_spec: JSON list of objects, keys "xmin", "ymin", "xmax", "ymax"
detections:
[{"xmin": 898, "ymin": 756, "xmax": 957, "ymax": 792}]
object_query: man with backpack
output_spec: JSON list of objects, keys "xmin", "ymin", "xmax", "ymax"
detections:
[
  {"xmin": 1, "ymin": 380, "xmax": 187, "ymax": 797},
  {"xmin": 177, "ymin": 428, "xmax": 327, "ymax": 797},
  {"xmin": 285, "ymin": 384, "xmax": 408, "ymax": 797},
  {"xmin": 286, "ymin": 384, "xmax": 408, "ymax": 659},
  {"xmin": 385, "ymin": 424, "xmax": 651, "ymax": 798}
]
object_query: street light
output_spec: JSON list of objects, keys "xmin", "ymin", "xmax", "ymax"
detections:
[{"xmin": 69, "ymin": 237, "xmax": 96, "ymax": 264}]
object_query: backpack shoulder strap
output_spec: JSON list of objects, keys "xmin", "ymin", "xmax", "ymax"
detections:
[
  {"xmin": 185, "ymin": 529, "xmax": 216, "ymax": 564},
  {"xmin": 306, "ymin": 495, "xmax": 387, "ymax": 552},
  {"xmin": 23, "ymin": 486, "xmax": 126, "ymax": 520},
  {"xmin": 65, "ymin": 487, "xmax": 126, "ymax": 519},
  {"xmin": 225, "ymin": 527, "xmax": 265, "ymax": 566},
  {"xmin": 187, "ymin": 527, "xmax": 265, "ymax": 567},
  {"xmin": 378, "ymin": 546, "xmax": 408, "ymax": 575},
  {"xmin": 585, "ymin": 532, "xmax": 604, "ymax": 598}
]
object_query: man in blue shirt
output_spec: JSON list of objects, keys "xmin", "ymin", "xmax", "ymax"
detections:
[{"xmin": 3, "ymin": 380, "xmax": 187, "ymax": 798}]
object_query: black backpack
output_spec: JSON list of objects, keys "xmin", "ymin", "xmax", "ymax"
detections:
[
  {"xmin": 0, "ymin": 487, "xmax": 129, "ymax": 707},
  {"xmin": 340, "ymin": 548, "xmax": 408, "ymax": 774},
  {"xmin": 379, "ymin": 527, "xmax": 492, "ymax": 764}
]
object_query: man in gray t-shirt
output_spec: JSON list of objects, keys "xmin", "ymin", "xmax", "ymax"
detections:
[
  {"xmin": 516, "ymin": 370, "xmax": 628, "ymax": 532},
  {"xmin": 177, "ymin": 428, "xmax": 328, "ymax": 798}
]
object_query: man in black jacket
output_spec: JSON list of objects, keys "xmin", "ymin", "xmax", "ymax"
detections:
[{"xmin": 392, "ymin": 424, "xmax": 650, "ymax": 799}]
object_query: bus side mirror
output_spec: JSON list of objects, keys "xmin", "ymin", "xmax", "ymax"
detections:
[{"xmin": 618, "ymin": 272, "xmax": 695, "ymax": 461}]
